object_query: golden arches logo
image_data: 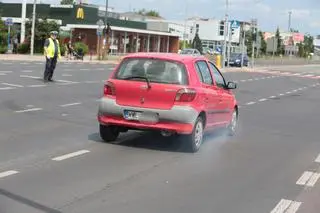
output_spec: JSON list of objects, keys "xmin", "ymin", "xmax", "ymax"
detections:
[{"xmin": 76, "ymin": 7, "xmax": 84, "ymax": 19}]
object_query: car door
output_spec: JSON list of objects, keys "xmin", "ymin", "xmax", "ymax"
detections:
[
  {"xmin": 194, "ymin": 60, "xmax": 220, "ymax": 126},
  {"xmin": 208, "ymin": 62, "xmax": 234, "ymax": 123}
]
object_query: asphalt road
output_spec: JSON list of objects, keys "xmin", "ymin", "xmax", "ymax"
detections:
[{"xmin": 0, "ymin": 60, "xmax": 319, "ymax": 213}]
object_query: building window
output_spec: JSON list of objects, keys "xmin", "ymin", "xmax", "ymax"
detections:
[{"xmin": 219, "ymin": 21, "xmax": 224, "ymax": 36}]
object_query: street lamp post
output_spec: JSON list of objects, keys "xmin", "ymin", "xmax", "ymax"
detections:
[
  {"xmin": 30, "ymin": 0, "xmax": 37, "ymax": 55},
  {"xmin": 222, "ymin": 0, "xmax": 229, "ymax": 68},
  {"xmin": 103, "ymin": 0, "xmax": 109, "ymax": 59}
]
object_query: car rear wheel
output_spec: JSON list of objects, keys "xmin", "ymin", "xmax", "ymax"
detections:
[
  {"xmin": 100, "ymin": 124, "xmax": 120, "ymax": 142},
  {"xmin": 227, "ymin": 109, "xmax": 238, "ymax": 136},
  {"xmin": 183, "ymin": 116, "xmax": 204, "ymax": 153}
]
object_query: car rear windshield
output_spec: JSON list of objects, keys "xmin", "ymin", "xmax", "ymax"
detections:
[{"xmin": 114, "ymin": 58, "xmax": 189, "ymax": 85}]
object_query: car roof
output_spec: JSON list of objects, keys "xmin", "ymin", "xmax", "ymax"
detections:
[{"xmin": 123, "ymin": 52, "xmax": 206, "ymax": 63}]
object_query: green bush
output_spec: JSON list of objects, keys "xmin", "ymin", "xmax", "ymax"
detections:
[
  {"xmin": 0, "ymin": 46, "xmax": 8, "ymax": 54},
  {"xmin": 60, "ymin": 44, "xmax": 66, "ymax": 56},
  {"xmin": 74, "ymin": 42, "xmax": 89, "ymax": 55},
  {"xmin": 17, "ymin": 43, "xmax": 30, "ymax": 54}
]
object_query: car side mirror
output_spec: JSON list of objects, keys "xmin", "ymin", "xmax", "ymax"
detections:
[{"xmin": 227, "ymin": 81, "xmax": 237, "ymax": 89}]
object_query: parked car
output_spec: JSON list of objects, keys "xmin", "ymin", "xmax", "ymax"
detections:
[
  {"xmin": 227, "ymin": 53, "xmax": 249, "ymax": 67},
  {"xmin": 98, "ymin": 53, "xmax": 238, "ymax": 152},
  {"xmin": 180, "ymin": 48, "xmax": 201, "ymax": 56}
]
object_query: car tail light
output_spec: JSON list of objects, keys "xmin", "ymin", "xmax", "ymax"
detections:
[
  {"xmin": 175, "ymin": 88, "xmax": 196, "ymax": 102},
  {"xmin": 104, "ymin": 82, "xmax": 116, "ymax": 96}
]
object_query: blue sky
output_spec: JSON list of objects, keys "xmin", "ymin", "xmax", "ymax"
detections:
[{"xmin": 4, "ymin": 0, "xmax": 320, "ymax": 35}]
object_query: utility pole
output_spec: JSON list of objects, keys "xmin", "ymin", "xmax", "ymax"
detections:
[
  {"xmin": 241, "ymin": 28, "xmax": 245, "ymax": 66},
  {"xmin": 21, "ymin": 0, "xmax": 27, "ymax": 43},
  {"xmin": 251, "ymin": 19, "xmax": 257, "ymax": 69},
  {"xmin": 183, "ymin": 3, "xmax": 188, "ymax": 49},
  {"xmin": 222, "ymin": 0, "xmax": 229, "ymax": 68},
  {"xmin": 30, "ymin": 0, "xmax": 37, "ymax": 55},
  {"xmin": 288, "ymin": 11, "xmax": 292, "ymax": 32},
  {"xmin": 103, "ymin": 0, "xmax": 109, "ymax": 59}
]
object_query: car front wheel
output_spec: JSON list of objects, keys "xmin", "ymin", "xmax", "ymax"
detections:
[
  {"xmin": 227, "ymin": 109, "xmax": 238, "ymax": 136},
  {"xmin": 100, "ymin": 124, "xmax": 120, "ymax": 142}
]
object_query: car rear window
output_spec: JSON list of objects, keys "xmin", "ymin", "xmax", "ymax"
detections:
[{"xmin": 114, "ymin": 58, "xmax": 189, "ymax": 85}]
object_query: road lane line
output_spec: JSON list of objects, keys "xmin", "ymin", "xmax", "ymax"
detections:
[
  {"xmin": 52, "ymin": 150, "xmax": 90, "ymax": 161},
  {"xmin": 246, "ymin": 102, "xmax": 256, "ymax": 105},
  {"xmin": 270, "ymin": 199, "xmax": 292, "ymax": 213},
  {"xmin": 60, "ymin": 102, "xmax": 82, "ymax": 107},
  {"xmin": 0, "ymin": 73, "xmax": 6, "ymax": 75},
  {"xmin": 304, "ymin": 74, "xmax": 314, "ymax": 77},
  {"xmin": 296, "ymin": 171, "xmax": 313, "ymax": 185},
  {"xmin": 0, "ymin": 87, "xmax": 14, "ymax": 90},
  {"xmin": 0, "ymin": 170, "xmax": 19, "ymax": 179},
  {"xmin": 2, "ymin": 83, "xmax": 24, "ymax": 88},
  {"xmin": 315, "ymin": 154, "xmax": 320, "ymax": 163},
  {"xmin": 269, "ymin": 96, "xmax": 276, "ymax": 99},
  {"xmin": 21, "ymin": 70, "xmax": 33, "ymax": 73},
  {"xmin": 240, "ymin": 80, "xmax": 246, "ymax": 82},
  {"xmin": 0, "ymin": 71, "xmax": 13, "ymax": 73},
  {"xmin": 259, "ymin": 98, "xmax": 267, "ymax": 102},
  {"xmin": 27, "ymin": 84, "xmax": 46, "ymax": 88},
  {"xmin": 292, "ymin": 90, "xmax": 298, "ymax": 92},
  {"xmin": 20, "ymin": 75, "xmax": 41, "ymax": 79},
  {"xmin": 286, "ymin": 91, "xmax": 292, "ymax": 94},
  {"xmin": 62, "ymin": 74, "xmax": 72, "ymax": 77},
  {"xmin": 306, "ymin": 173, "xmax": 320, "ymax": 187},
  {"xmin": 279, "ymin": 93, "xmax": 284, "ymax": 96},
  {"xmin": 285, "ymin": 201, "xmax": 302, "ymax": 213},
  {"xmin": 15, "ymin": 108, "xmax": 43, "ymax": 113},
  {"xmin": 80, "ymin": 68, "xmax": 90, "ymax": 71},
  {"xmin": 2, "ymin": 62, "xmax": 12, "ymax": 65}
]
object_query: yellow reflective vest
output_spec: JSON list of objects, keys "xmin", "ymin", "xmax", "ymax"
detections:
[{"xmin": 45, "ymin": 38, "xmax": 61, "ymax": 59}]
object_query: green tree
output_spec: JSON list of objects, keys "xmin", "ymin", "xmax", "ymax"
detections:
[
  {"xmin": 192, "ymin": 33, "xmax": 203, "ymax": 54},
  {"xmin": 60, "ymin": 0, "xmax": 74, "ymax": 5},
  {"xmin": 25, "ymin": 18, "xmax": 59, "ymax": 53},
  {"xmin": 179, "ymin": 40, "xmax": 191, "ymax": 49},
  {"xmin": 259, "ymin": 31, "xmax": 267, "ymax": 55},
  {"xmin": 138, "ymin": 9, "xmax": 160, "ymax": 17},
  {"xmin": 298, "ymin": 35, "xmax": 314, "ymax": 58},
  {"xmin": 275, "ymin": 27, "xmax": 284, "ymax": 55}
]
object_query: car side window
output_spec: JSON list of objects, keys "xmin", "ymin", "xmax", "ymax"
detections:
[
  {"xmin": 195, "ymin": 61, "xmax": 213, "ymax": 85},
  {"xmin": 208, "ymin": 62, "xmax": 226, "ymax": 88}
]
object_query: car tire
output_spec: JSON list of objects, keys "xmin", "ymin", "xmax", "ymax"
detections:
[
  {"xmin": 183, "ymin": 116, "xmax": 204, "ymax": 153},
  {"xmin": 100, "ymin": 124, "xmax": 120, "ymax": 142},
  {"xmin": 227, "ymin": 109, "xmax": 238, "ymax": 136}
]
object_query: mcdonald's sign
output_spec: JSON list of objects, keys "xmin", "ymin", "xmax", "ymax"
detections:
[{"xmin": 76, "ymin": 7, "xmax": 84, "ymax": 19}]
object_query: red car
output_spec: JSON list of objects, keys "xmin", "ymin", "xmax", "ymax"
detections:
[{"xmin": 98, "ymin": 53, "xmax": 238, "ymax": 152}]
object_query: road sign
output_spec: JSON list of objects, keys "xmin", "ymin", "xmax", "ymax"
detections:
[
  {"xmin": 230, "ymin": 20, "xmax": 240, "ymax": 29},
  {"xmin": 216, "ymin": 46, "xmax": 222, "ymax": 53},
  {"xmin": 5, "ymin": 18, "xmax": 13, "ymax": 26}
]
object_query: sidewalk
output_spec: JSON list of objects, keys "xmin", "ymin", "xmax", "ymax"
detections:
[{"xmin": 0, "ymin": 54, "xmax": 120, "ymax": 64}]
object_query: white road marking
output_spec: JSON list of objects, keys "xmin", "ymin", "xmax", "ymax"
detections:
[
  {"xmin": 306, "ymin": 173, "xmax": 320, "ymax": 187},
  {"xmin": 0, "ymin": 73, "xmax": 6, "ymax": 75},
  {"xmin": 20, "ymin": 62, "xmax": 29, "ymax": 65},
  {"xmin": 240, "ymin": 80, "xmax": 246, "ymax": 82},
  {"xmin": 0, "ymin": 71, "xmax": 13, "ymax": 74},
  {"xmin": 292, "ymin": 73, "xmax": 301, "ymax": 76},
  {"xmin": 20, "ymin": 75, "xmax": 41, "ymax": 79},
  {"xmin": 52, "ymin": 150, "xmax": 90, "ymax": 161},
  {"xmin": 2, "ymin": 83, "xmax": 24, "ymax": 88},
  {"xmin": 296, "ymin": 171, "xmax": 314, "ymax": 186},
  {"xmin": 27, "ymin": 84, "xmax": 46, "ymax": 88},
  {"xmin": 60, "ymin": 102, "xmax": 82, "ymax": 107},
  {"xmin": 285, "ymin": 201, "xmax": 302, "ymax": 213},
  {"xmin": 304, "ymin": 74, "xmax": 314, "ymax": 77},
  {"xmin": 80, "ymin": 68, "xmax": 90, "ymax": 71},
  {"xmin": 36, "ymin": 62, "xmax": 43, "ymax": 65},
  {"xmin": 279, "ymin": 93, "xmax": 284, "ymax": 96},
  {"xmin": 84, "ymin": 80, "xmax": 101, "ymax": 83},
  {"xmin": 2, "ymin": 62, "xmax": 12, "ymax": 65},
  {"xmin": 0, "ymin": 170, "xmax": 19, "ymax": 179},
  {"xmin": 0, "ymin": 87, "xmax": 14, "ymax": 90},
  {"xmin": 246, "ymin": 101, "xmax": 256, "ymax": 105},
  {"xmin": 270, "ymin": 199, "xmax": 301, "ymax": 213},
  {"xmin": 269, "ymin": 96, "xmax": 276, "ymax": 99},
  {"xmin": 21, "ymin": 70, "xmax": 33, "ymax": 73},
  {"xmin": 259, "ymin": 98, "xmax": 267, "ymax": 102},
  {"xmin": 286, "ymin": 91, "xmax": 292, "ymax": 94},
  {"xmin": 315, "ymin": 154, "xmax": 320, "ymax": 163},
  {"xmin": 15, "ymin": 108, "xmax": 43, "ymax": 113},
  {"xmin": 62, "ymin": 74, "xmax": 72, "ymax": 77}
]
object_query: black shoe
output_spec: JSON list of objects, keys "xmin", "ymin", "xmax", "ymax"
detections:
[{"xmin": 48, "ymin": 79, "xmax": 54, "ymax": 82}]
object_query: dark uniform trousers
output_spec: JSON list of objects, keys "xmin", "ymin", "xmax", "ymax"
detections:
[{"xmin": 44, "ymin": 56, "xmax": 57, "ymax": 81}]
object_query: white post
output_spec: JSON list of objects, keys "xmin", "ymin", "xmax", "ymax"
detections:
[
  {"xmin": 166, "ymin": 35, "xmax": 170, "ymax": 53},
  {"xmin": 147, "ymin": 34, "xmax": 150, "ymax": 52},
  {"xmin": 20, "ymin": 0, "xmax": 27, "ymax": 43},
  {"xmin": 241, "ymin": 30, "xmax": 245, "ymax": 66},
  {"xmin": 30, "ymin": 0, "xmax": 37, "ymax": 55},
  {"xmin": 135, "ymin": 33, "xmax": 139, "ymax": 52},
  {"xmin": 227, "ymin": 22, "xmax": 231, "ymax": 66},
  {"xmin": 157, "ymin": 35, "xmax": 161, "ymax": 52},
  {"xmin": 222, "ymin": 0, "xmax": 229, "ymax": 68},
  {"xmin": 123, "ymin": 32, "xmax": 127, "ymax": 54}
]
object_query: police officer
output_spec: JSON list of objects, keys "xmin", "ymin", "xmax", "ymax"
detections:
[{"xmin": 43, "ymin": 31, "xmax": 61, "ymax": 82}]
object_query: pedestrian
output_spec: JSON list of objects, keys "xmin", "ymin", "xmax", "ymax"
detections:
[
  {"xmin": 43, "ymin": 31, "xmax": 61, "ymax": 82},
  {"xmin": 67, "ymin": 41, "xmax": 74, "ymax": 60}
]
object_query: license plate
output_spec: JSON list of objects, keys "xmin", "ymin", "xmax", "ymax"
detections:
[{"xmin": 123, "ymin": 110, "xmax": 141, "ymax": 120}]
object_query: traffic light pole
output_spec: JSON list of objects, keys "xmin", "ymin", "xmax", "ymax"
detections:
[{"xmin": 222, "ymin": 0, "xmax": 229, "ymax": 68}]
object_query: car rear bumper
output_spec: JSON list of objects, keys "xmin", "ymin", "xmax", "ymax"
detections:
[{"xmin": 97, "ymin": 97, "xmax": 199, "ymax": 134}]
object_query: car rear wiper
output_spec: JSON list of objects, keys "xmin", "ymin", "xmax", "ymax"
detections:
[{"xmin": 123, "ymin": 76, "xmax": 151, "ymax": 89}]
